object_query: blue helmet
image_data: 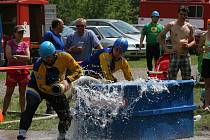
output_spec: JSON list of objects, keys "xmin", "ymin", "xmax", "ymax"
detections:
[
  {"xmin": 113, "ymin": 38, "xmax": 128, "ymax": 52},
  {"xmin": 39, "ymin": 41, "xmax": 56, "ymax": 58},
  {"xmin": 151, "ymin": 10, "xmax": 160, "ymax": 17}
]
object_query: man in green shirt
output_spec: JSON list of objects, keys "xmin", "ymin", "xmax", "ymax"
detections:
[{"xmin": 140, "ymin": 10, "xmax": 164, "ymax": 71}]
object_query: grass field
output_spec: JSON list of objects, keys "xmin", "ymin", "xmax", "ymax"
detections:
[
  {"xmin": 0, "ymin": 95, "xmax": 59, "ymax": 130},
  {"xmin": 0, "ymin": 86, "xmax": 208, "ymax": 132},
  {"xmin": 128, "ymin": 54, "xmax": 198, "ymax": 68},
  {"xmin": 0, "ymin": 54, "xmax": 209, "ymax": 134}
]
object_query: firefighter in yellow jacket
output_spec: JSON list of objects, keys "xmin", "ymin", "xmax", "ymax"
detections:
[
  {"xmin": 17, "ymin": 41, "xmax": 83, "ymax": 140},
  {"xmin": 81, "ymin": 38, "xmax": 133, "ymax": 82}
]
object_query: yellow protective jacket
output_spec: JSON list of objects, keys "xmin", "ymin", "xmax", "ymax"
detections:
[
  {"xmin": 30, "ymin": 51, "xmax": 83, "ymax": 94},
  {"xmin": 99, "ymin": 52, "xmax": 133, "ymax": 81}
]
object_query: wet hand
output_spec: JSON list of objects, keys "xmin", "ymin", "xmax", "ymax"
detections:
[
  {"xmin": 181, "ymin": 43, "xmax": 189, "ymax": 48},
  {"xmin": 139, "ymin": 44, "xmax": 144, "ymax": 48},
  {"xmin": 180, "ymin": 39, "xmax": 188, "ymax": 48},
  {"xmin": 122, "ymin": 97, "xmax": 128, "ymax": 107},
  {"xmin": 12, "ymin": 55, "xmax": 18, "ymax": 60},
  {"xmin": 59, "ymin": 80, "xmax": 71, "ymax": 92}
]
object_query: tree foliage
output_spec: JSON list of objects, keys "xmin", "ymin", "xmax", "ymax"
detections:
[{"xmin": 48, "ymin": 0, "xmax": 139, "ymax": 24}]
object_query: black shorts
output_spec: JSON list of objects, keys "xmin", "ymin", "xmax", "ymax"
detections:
[
  {"xmin": 146, "ymin": 43, "xmax": 160, "ymax": 60},
  {"xmin": 201, "ymin": 59, "xmax": 210, "ymax": 78}
]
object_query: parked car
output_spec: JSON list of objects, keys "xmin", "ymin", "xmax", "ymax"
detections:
[
  {"xmin": 70, "ymin": 19, "xmax": 146, "ymax": 56},
  {"xmin": 71, "ymin": 19, "xmax": 140, "ymax": 40},
  {"xmin": 69, "ymin": 25, "xmax": 144, "ymax": 59},
  {"xmin": 132, "ymin": 24, "xmax": 144, "ymax": 32},
  {"xmin": 60, "ymin": 25, "xmax": 75, "ymax": 44}
]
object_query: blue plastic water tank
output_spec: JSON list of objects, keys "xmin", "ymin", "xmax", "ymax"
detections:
[{"xmin": 76, "ymin": 80, "xmax": 196, "ymax": 140}]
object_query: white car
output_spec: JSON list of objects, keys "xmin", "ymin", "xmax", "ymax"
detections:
[
  {"xmin": 71, "ymin": 19, "xmax": 146, "ymax": 57},
  {"xmin": 60, "ymin": 25, "xmax": 75, "ymax": 44},
  {"xmin": 69, "ymin": 25, "xmax": 142, "ymax": 59},
  {"xmin": 132, "ymin": 24, "xmax": 144, "ymax": 32}
]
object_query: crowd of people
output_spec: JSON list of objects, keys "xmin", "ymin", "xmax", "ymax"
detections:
[{"xmin": 0, "ymin": 5, "xmax": 209, "ymax": 140}]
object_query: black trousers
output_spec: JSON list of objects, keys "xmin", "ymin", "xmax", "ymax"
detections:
[
  {"xmin": 19, "ymin": 86, "xmax": 72, "ymax": 134},
  {"xmin": 146, "ymin": 43, "xmax": 160, "ymax": 71}
]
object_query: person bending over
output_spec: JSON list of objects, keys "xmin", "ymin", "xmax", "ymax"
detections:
[
  {"xmin": 17, "ymin": 41, "xmax": 83, "ymax": 140},
  {"xmin": 81, "ymin": 38, "xmax": 133, "ymax": 82}
]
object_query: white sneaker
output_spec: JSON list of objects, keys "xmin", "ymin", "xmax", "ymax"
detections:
[
  {"xmin": 194, "ymin": 115, "xmax": 202, "ymax": 122},
  {"xmin": 57, "ymin": 133, "xmax": 69, "ymax": 140}
]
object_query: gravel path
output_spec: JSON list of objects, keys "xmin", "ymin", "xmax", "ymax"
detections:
[
  {"xmin": 0, "ymin": 65, "xmax": 198, "ymax": 96},
  {"xmin": 114, "ymin": 65, "xmax": 197, "ymax": 81},
  {"xmin": 1, "ymin": 65, "xmax": 209, "ymax": 140}
]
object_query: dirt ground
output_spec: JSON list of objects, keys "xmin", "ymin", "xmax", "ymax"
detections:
[
  {"xmin": 1, "ymin": 65, "xmax": 210, "ymax": 140},
  {"xmin": 1, "ymin": 130, "xmax": 210, "ymax": 140},
  {"xmin": 0, "ymin": 130, "xmax": 57, "ymax": 140},
  {"xmin": 0, "ymin": 65, "xmax": 198, "ymax": 96}
]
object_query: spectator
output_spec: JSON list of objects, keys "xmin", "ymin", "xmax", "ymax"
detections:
[
  {"xmin": 43, "ymin": 18, "xmax": 65, "ymax": 51},
  {"xmin": 65, "ymin": 17, "xmax": 103, "ymax": 61},
  {"xmin": 17, "ymin": 41, "xmax": 83, "ymax": 140},
  {"xmin": 197, "ymin": 19, "xmax": 210, "ymax": 111},
  {"xmin": 2, "ymin": 34, "xmax": 10, "ymax": 66},
  {"xmin": 2, "ymin": 25, "xmax": 30, "ymax": 116},
  {"xmin": 81, "ymin": 38, "xmax": 133, "ymax": 82},
  {"xmin": 140, "ymin": 10, "xmax": 164, "ymax": 71},
  {"xmin": 43, "ymin": 18, "xmax": 65, "ymax": 114},
  {"xmin": 158, "ymin": 6, "xmax": 195, "ymax": 80}
]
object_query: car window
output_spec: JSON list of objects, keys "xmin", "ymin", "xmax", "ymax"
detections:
[
  {"xmin": 133, "ymin": 25, "xmax": 143, "ymax": 32},
  {"xmin": 112, "ymin": 20, "xmax": 140, "ymax": 34},
  {"xmin": 86, "ymin": 27, "xmax": 100, "ymax": 36},
  {"xmin": 98, "ymin": 22, "xmax": 110, "ymax": 26},
  {"xmin": 61, "ymin": 26, "xmax": 75, "ymax": 36},
  {"xmin": 97, "ymin": 26, "xmax": 122, "ymax": 38},
  {"xmin": 86, "ymin": 21, "xmax": 97, "ymax": 26}
]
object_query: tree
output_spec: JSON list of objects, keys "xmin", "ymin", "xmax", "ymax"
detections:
[
  {"xmin": 129, "ymin": 0, "xmax": 140, "ymax": 24},
  {"xmin": 48, "ymin": 0, "xmax": 139, "ymax": 24}
]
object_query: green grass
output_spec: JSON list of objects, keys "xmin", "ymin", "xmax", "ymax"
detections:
[
  {"xmin": 0, "ymin": 54, "xmax": 209, "ymax": 133},
  {"xmin": 0, "ymin": 72, "xmax": 6, "ymax": 79},
  {"xmin": 0, "ymin": 95, "xmax": 59, "ymax": 130},
  {"xmin": 128, "ymin": 58, "xmax": 147, "ymax": 68},
  {"xmin": 190, "ymin": 54, "xmax": 198, "ymax": 65},
  {"xmin": 193, "ymin": 86, "xmax": 210, "ymax": 134},
  {"xmin": 1, "ymin": 85, "xmax": 209, "ymax": 133},
  {"xmin": 0, "ymin": 55, "xmax": 199, "ymax": 78},
  {"xmin": 128, "ymin": 54, "xmax": 198, "ymax": 68}
]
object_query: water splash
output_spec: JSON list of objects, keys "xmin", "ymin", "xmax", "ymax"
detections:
[
  {"xmin": 70, "ymin": 76, "xmax": 124, "ymax": 128},
  {"xmin": 67, "ymin": 76, "xmax": 178, "ymax": 139}
]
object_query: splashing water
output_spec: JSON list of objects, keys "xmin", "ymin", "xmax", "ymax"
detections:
[
  {"xmin": 70, "ymin": 76, "xmax": 124, "ymax": 128},
  {"xmin": 66, "ymin": 76, "xmax": 178, "ymax": 139}
]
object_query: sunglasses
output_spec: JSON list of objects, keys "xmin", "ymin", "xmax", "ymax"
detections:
[
  {"xmin": 17, "ymin": 31, "xmax": 24, "ymax": 34},
  {"xmin": 76, "ymin": 25, "xmax": 85, "ymax": 28},
  {"xmin": 151, "ymin": 16, "xmax": 159, "ymax": 18},
  {"xmin": 179, "ymin": 13, "xmax": 188, "ymax": 17}
]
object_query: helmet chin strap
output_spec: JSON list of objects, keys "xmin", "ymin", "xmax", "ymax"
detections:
[
  {"xmin": 112, "ymin": 53, "xmax": 121, "ymax": 61},
  {"xmin": 111, "ymin": 48, "xmax": 122, "ymax": 61},
  {"xmin": 43, "ymin": 54, "xmax": 57, "ymax": 66}
]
